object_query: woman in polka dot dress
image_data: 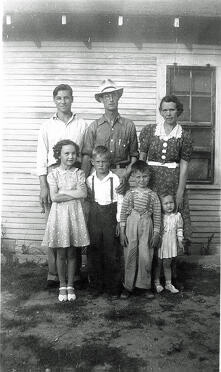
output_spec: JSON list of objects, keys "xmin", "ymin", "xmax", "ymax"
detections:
[{"xmin": 139, "ymin": 95, "xmax": 193, "ymax": 250}]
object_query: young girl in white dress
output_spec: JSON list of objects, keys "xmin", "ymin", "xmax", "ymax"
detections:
[
  {"xmin": 155, "ymin": 193, "xmax": 184, "ymax": 294},
  {"xmin": 42, "ymin": 139, "xmax": 90, "ymax": 302}
]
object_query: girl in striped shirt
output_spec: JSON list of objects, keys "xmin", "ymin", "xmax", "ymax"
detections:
[{"xmin": 120, "ymin": 160, "xmax": 161, "ymax": 299}]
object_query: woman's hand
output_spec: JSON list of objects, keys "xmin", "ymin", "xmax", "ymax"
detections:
[{"xmin": 176, "ymin": 190, "xmax": 184, "ymax": 211}]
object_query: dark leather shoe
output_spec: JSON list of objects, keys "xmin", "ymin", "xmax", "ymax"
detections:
[
  {"xmin": 74, "ymin": 280, "xmax": 83, "ymax": 290},
  {"xmin": 46, "ymin": 280, "xmax": 59, "ymax": 289},
  {"xmin": 120, "ymin": 289, "xmax": 131, "ymax": 299}
]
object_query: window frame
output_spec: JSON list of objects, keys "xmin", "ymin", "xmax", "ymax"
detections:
[{"xmin": 166, "ymin": 65, "xmax": 216, "ymax": 184}]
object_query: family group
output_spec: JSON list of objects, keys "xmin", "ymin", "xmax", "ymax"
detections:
[{"xmin": 37, "ymin": 78, "xmax": 192, "ymax": 302}]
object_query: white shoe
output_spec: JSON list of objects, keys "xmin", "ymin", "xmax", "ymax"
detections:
[
  {"xmin": 165, "ymin": 283, "xmax": 179, "ymax": 294},
  {"xmin": 58, "ymin": 287, "xmax": 68, "ymax": 302},
  {"xmin": 155, "ymin": 284, "xmax": 164, "ymax": 293},
  {"xmin": 67, "ymin": 286, "xmax": 76, "ymax": 302}
]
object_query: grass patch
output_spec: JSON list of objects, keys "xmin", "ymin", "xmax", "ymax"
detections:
[
  {"xmin": 1, "ymin": 261, "xmax": 47, "ymax": 304},
  {"xmin": 1, "ymin": 333, "xmax": 145, "ymax": 371}
]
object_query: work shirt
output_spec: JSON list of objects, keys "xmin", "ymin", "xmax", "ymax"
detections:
[
  {"xmin": 82, "ymin": 114, "xmax": 138, "ymax": 165},
  {"xmin": 36, "ymin": 113, "xmax": 88, "ymax": 176},
  {"xmin": 86, "ymin": 171, "xmax": 123, "ymax": 222}
]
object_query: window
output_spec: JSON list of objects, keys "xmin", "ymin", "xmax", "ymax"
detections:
[{"xmin": 167, "ymin": 66, "xmax": 215, "ymax": 183}]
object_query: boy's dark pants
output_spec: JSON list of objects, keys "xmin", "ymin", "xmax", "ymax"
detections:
[{"xmin": 87, "ymin": 202, "xmax": 122, "ymax": 295}]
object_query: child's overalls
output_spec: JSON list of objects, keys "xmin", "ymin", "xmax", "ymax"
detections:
[
  {"xmin": 124, "ymin": 191, "xmax": 154, "ymax": 291},
  {"xmin": 87, "ymin": 176, "xmax": 122, "ymax": 295}
]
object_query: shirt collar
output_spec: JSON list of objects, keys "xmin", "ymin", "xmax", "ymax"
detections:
[
  {"xmin": 97, "ymin": 113, "xmax": 122, "ymax": 126},
  {"xmin": 52, "ymin": 112, "xmax": 76, "ymax": 122},
  {"xmin": 92, "ymin": 170, "xmax": 113, "ymax": 182},
  {"xmin": 155, "ymin": 121, "xmax": 182, "ymax": 140}
]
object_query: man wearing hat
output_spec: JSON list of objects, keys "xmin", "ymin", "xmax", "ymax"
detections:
[{"xmin": 81, "ymin": 79, "xmax": 138, "ymax": 193}]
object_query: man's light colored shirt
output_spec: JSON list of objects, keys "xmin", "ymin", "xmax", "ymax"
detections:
[
  {"xmin": 86, "ymin": 171, "xmax": 123, "ymax": 222},
  {"xmin": 37, "ymin": 113, "xmax": 88, "ymax": 176}
]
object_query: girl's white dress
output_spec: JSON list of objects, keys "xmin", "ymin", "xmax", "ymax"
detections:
[
  {"xmin": 42, "ymin": 167, "xmax": 90, "ymax": 248},
  {"xmin": 158, "ymin": 212, "xmax": 183, "ymax": 259}
]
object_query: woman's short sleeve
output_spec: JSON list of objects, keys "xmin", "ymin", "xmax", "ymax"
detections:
[
  {"xmin": 47, "ymin": 171, "xmax": 57, "ymax": 187},
  {"xmin": 139, "ymin": 124, "xmax": 155, "ymax": 153},
  {"xmin": 181, "ymin": 130, "xmax": 193, "ymax": 162}
]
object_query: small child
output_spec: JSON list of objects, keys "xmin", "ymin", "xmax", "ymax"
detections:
[
  {"xmin": 154, "ymin": 193, "xmax": 184, "ymax": 294},
  {"xmin": 86, "ymin": 146, "xmax": 123, "ymax": 299},
  {"xmin": 42, "ymin": 140, "xmax": 90, "ymax": 302},
  {"xmin": 120, "ymin": 160, "xmax": 161, "ymax": 299}
]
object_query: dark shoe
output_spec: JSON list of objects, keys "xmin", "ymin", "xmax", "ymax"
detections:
[
  {"xmin": 89, "ymin": 287, "xmax": 103, "ymax": 297},
  {"xmin": 74, "ymin": 280, "xmax": 83, "ymax": 290},
  {"xmin": 145, "ymin": 290, "xmax": 155, "ymax": 299},
  {"xmin": 46, "ymin": 280, "xmax": 59, "ymax": 289},
  {"xmin": 120, "ymin": 288, "xmax": 131, "ymax": 299}
]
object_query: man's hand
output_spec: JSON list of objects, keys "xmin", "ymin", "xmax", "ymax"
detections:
[
  {"xmin": 116, "ymin": 176, "xmax": 129, "ymax": 195},
  {"xmin": 40, "ymin": 185, "xmax": 51, "ymax": 213}
]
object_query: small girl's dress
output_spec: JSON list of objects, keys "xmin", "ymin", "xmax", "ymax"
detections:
[
  {"xmin": 42, "ymin": 167, "xmax": 90, "ymax": 248},
  {"xmin": 158, "ymin": 212, "xmax": 183, "ymax": 259}
]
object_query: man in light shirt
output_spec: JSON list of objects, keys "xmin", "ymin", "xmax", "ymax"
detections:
[{"xmin": 37, "ymin": 84, "xmax": 88, "ymax": 288}]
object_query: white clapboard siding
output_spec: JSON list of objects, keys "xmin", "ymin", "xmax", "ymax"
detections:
[
  {"xmin": 2, "ymin": 41, "xmax": 157, "ymax": 243},
  {"xmin": 188, "ymin": 189, "xmax": 220, "ymax": 246},
  {"xmin": 2, "ymin": 41, "xmax": 221, "ymax": 252}
]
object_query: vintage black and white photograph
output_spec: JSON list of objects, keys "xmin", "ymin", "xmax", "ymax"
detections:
[{"xmin": 1, "ymin": 0, "xmax": 220, "ymax": 371}]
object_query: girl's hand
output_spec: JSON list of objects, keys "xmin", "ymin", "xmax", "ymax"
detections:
[
  {"xmin": 176, "ymin": 190, "xmax": 184, "ymax": 211},
  {"xmin": 177, "ymin": 239, "xmax": 184, "ymax": 255},
  {"xmin": 151, "ymin": 232, "xmax": 160, "ymax": 249}
]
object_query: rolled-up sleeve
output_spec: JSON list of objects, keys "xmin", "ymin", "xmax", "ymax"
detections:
[
  {"xmin": 36, "ymin": 125, "xmax": 49, "ymax": 176},
  {"xmin": 81, "ymin": 121, "xmax": 96, "ymax": 157},
  {"xmin": 129, "ymin": 122, "xmax": 139, "ymax": 158}
]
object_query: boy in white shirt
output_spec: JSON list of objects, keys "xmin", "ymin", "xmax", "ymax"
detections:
[{"xmin": 86, "ymin": 146, "xmax": 123, "ymax": 299}]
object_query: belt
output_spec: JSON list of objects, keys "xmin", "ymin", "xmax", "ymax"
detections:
[
  {"xmin": 111, "ymin": 163, "xmax": 128, "ymax": 169},
  {"xmin": 148, "ymin": 161, "xmax": 179, "ymax": 169}
]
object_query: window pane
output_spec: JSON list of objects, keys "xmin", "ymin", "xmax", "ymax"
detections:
[
  {"xmin": 188, "ymin": 158, "xmax": 211, "ymax": 181},
  {"xmin": 191, "ymin": 127, "xmax": 212, "ymax": 150},
  {"xmin": 192, "ymin": 70, "xmax": 211, "ymax": 94},
  {"xmin": 192, "ymin": 97, "xmax": 211, "ymax": 122},
  {"xmin": 171, "ymin": 69, "xmax": 190, "ymax": 93},
  {"xmin": 176, "ymin": 96, "xmax": 190, "ymax": 121}
]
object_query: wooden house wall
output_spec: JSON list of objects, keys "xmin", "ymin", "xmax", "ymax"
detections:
[{"xmin": 2, "ymin": 41, "xmax": 221, "ymax": 253}]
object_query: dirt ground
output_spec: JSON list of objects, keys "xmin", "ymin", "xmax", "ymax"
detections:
[{"xmin": 1, "ymin": 257, "xmax": 220, "ymax": 372}]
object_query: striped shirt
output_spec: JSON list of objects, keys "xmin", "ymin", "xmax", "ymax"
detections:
[{"xmin": 120, "ymin": 189, "xmax": 161, "ymax": 234}]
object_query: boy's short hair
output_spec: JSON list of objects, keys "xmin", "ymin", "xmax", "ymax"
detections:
[
  {"xmin": 92, "ymin": 146, "xmax": 111, "ymax": 161},
  {"xmin": 131, "ymin": 160, "xmax": 151, "ymax": 175},
  {"xmin": 53, "ymin": 84, "xmax": 73, "ymax": 98}
]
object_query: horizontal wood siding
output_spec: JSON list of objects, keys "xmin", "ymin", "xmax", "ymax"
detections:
[
  {"xmin": 2, "ymin": 41, "xmax": 221, "ymax": 252},
  {"xmin": 2, "ymin": 41, "xmax": 157, "ymax": 243}
]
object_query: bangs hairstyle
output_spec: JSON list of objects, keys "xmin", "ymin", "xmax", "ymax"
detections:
[
  {"xmin": 159, "ymin": 94, "xmax": 183, "ymax": 117},
  {"xmin": 92, "ymin": 145, "xmax": 111, "ymax": 161},
  {"xmin": 131, "ymin": 160, "xmax": 151, "ymax": 175},
  {"xmin": 53, "ymin": 84, "xmax": 73, "ymax": 98},
  {"xmin": 159, "ymin": 192, "xmax": 175, "ymax": 202},
  {"xmin": 53, "ymin": 140, "xmax": 79, "ymax": 162}
]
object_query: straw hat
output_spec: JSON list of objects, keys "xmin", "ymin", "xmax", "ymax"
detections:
[{"xmin": 95, "ymin": 78, "xmax": 124, "ymax": 102}]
